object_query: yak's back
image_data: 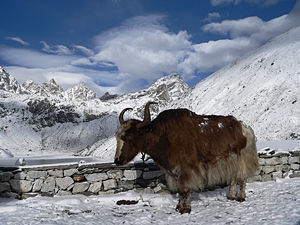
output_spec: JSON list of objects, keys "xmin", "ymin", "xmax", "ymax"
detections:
[{"xmin": 152, "ymin": 108, "xmax": 247, "ymax": 164}]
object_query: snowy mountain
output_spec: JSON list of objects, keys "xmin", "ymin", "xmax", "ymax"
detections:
[
  {"xmin": 65, "ymin": 83, "xmax": 97, "ymax": 101},
  {"xmin": 0, "ymin": 67, "xmax": 23, "ymax": 94},
  {"xmin": 0, "ymin": 70, "xmax": 189, "ymax": 157},
  {"xmin": 176, "ymin": 26, "xmax": 300, "ymax": 141}
]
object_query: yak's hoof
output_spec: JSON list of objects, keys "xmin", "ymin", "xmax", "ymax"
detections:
[
  {"xmin": 227, "ymin": 196, "xmax": 236, "ymax": 201},
  {"xmin": 236, "ymin": 197, "xmax": 245, "ymax": 202},
  {"xmin": 176, "ymin": 204, "xmax": 191, "ymax": 214}
]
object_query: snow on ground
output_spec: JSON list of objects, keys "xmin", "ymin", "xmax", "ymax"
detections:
[{"xmin": 0, "ymin": 178, "xmax": 299, "ymax": 225}]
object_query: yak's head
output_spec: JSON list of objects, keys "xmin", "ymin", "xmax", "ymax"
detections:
[{"xmin": 114, "ymin": 102, "xmax": 157, "ymax": 165}]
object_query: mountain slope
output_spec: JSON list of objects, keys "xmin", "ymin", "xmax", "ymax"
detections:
[
  {"xmin": 176, "ymin": 26, "xmax": 300, "ymax": 141},
  {"xmin": 0, "ymin": 66, "xmax": 23, "ymax": 94},
  {"xmin": 0, "ymin": 70, "xmax": 189, "ymax": 157}
]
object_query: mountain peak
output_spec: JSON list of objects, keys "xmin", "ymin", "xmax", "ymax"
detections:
[
  {"xmin": 41, "ymin": 78, "xmax": 64, "ymax": 97},
  {"xmin": 65, "ymin": 83, "xmax": 97, "ymax": 101},
  {"xmin": 0, "ymin": 66, "xmax": 23, "ymax": 94}
]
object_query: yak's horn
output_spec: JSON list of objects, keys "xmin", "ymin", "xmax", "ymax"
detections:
[
  {"xmin": 119, "ymin": 108, "xmax": 133, "ymax": 124},
  {"xmin": 137, "ymin": 102, "xmax": 158, "ymax": 128}
]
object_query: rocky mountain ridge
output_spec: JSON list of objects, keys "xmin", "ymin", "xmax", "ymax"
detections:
[{"xmin": 0, "ymin": 68, "xmax": 190, "ymax": 156}]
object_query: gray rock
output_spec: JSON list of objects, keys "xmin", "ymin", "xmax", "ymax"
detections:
[
  {"xmin": 88, "ymin": 182, "xmax": 102, "ymax": 193},
  {"xmin": 281, "ymin": 165, "xmax": 291, "ymax": 172},
  {"xmin": 258, "ymin": 158, "xmax": 265, "ymax": 165},
  {"xmin": 56, "ymin": 177, "xmax": 74, "ymax": 190},
  {"xmin": 107, "ymin": 170, "xmax": 123, "ymax": 179},
  {"xmin": 290, "ymin": 156, "xmax": 300, "ymax": 164},
  {"xmin": 67, "ymin": 184, "xmax": 74, "ymax": 191},
  {"xmin": 14, "ymin": 172, "xmax": 27, "ymax": 180},
  {"xmin": 123, "ymin": 170, "xmax": 142, "ymax": 181},
  {"xmin": 41, "ymin": 177, "xmax": 55, "ymax": 192},
  {"xmin": 21, "ymin": 192, "xmax": 39, "ymax": 199},
  {"xmin": 85, "ymin": 173, "xmax": 108, "ymax": 182},
  {"xmin": 0, "ymin": 172, "xmax": 14, "ymax": 182},
  {"xmin": 27, "ymin": 171, "xmax": 47, "ymax": 179},
  {"xmin": 261, "ymin": 174, "xmax": 272, "ymax": 182},
  {"xmin": 103, "ymin": 179, "xmax": 117, "ymax": 191},
  {"xmin": 272, "ymin": 171, "xmax": 283, "ymax": 179},
  {"xmin": 32, "ymin": 179, "xmax": 44, "ymax": 192},
  {"xmin": 247, "ymin": 175, "xmax": 262, "ymax": 183},
  {"xmin": 49, "ymin": 170, "xmax": 63, "ymax": 178},
  {"xmin": 291, "ymin": 164, "xmax": 300, "ymax": 170},
  {"xmin": 281, "ymin": 157, "xmax": 289, "ymax": 164},
  {"xmin": 0, "ymin": 182, "xmax": 11, "ymax": 192},
  {"xmin": 262, "ymin": 166, "xmax": 275, "ymax": 174},
  {"xmin": 119, "ymin": 180, "xmax": 134, "ymax": 190},
  {"xmin": 64, "ymin": 169, "xmax": 78, "ymax": 177},
  {"xmin": 289, "ymin": 171, "xmax": 300, "ymax": 178},
  {"xmin": 143, "ymin": 170, "xmax": 164, "ymax": 180},
  {"xmin": 141, "ymin": 187, "xmax": 154, "ymax": 194},
  {"xmin": 264, "ymin": 157, "xmax": 282, "ymax": 166},
  {"xmin": 56, "ymin": 190, "xmax": 72, "ymax": 196},
  {"xmin": 9, "ymin": 179, "xmax": 32, "ymax": 193},
  {"xmin": 72, "ymin": 182, "xmax": 89, "ymax": 194}
]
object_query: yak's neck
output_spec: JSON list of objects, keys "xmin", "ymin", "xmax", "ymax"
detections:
[{"xmin": 142, "ymin": 131, "xmax": 171, "ymax": 169}]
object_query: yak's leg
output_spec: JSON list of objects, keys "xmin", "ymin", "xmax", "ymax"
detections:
[
  {"xmin": 176, "ymin": 190, "xmax": 191, "ymax": 214},
  {"xmin": 237, "ymin": 180, "xmax": 246, "ymax": 202},
  {"xmin": 227, "ymin": 179, "xmax": 237, "ymax": 200},
  {"xmin": 175, "ymin": 171, "xmax": 191, "ymax": 214}
]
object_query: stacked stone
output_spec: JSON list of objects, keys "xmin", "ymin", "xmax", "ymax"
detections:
[
  {"xmin": 1, "ymin": 151, "xmax": 300, "ymax": 199},
  {"xmin": 248, "ymin": 151, "xmax": 300, "ymax": 182},
  {"xmin": 0, "ymin": 162, "xmax": 168, "ymax": 199}
]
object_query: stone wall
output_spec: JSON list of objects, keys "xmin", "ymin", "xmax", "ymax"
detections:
[
  {"xmin": 0, "ymin": 151, "xmax": 299, "ymax": 199},
  {"xmin": 0, "ymin": 162, "xmax": 167, "ymax": 199}
]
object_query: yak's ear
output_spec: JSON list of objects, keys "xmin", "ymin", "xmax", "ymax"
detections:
[
  {"xmin": 137, "ymin": 102, "xmax": 158, "ymax": 129},
  {"xmin": 119, "ymin": 108, "xmax": 133, "ymax": 124}
]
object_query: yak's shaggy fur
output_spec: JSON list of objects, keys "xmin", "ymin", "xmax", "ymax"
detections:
[{"xmin": 115, "ymin": 103, "xmax": 258, "ymax": 214}]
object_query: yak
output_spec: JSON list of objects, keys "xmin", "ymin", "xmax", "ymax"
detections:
[{"xmin": 114, "ymin": 102, "xmax": 258, "ymax": 214}]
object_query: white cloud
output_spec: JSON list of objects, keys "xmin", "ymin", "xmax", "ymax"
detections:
[
  {"xmin": 5, "ymin": 36, "xmax": 30, "ymax": 46},
  {"xmin": 0, "ymin": 47, "xmax": 78, "ymax": 68},
  {"xmin": 72, "ymin": 45, "xmax": 94, "ymax": 56},
  {"xmin": 178, "ymin": 38, "xmax": 258, "ymax": 77},
  {"xmin": 179, "ymin": 1, "xmax": 300, "ymax": 78},
  {"xmin": 205, "ymin": 12, "xmax": 222, "ymax": 21},
  {"xmin": 202, "ymin": 13, "xmax": 296, "ymax": 43},
  {"xmin": 93, "ymin": 15, "xmax": 192, "ymax": 82},
  {"xmin": 1, "ymin": 1, "xmax": 300, "ymax": 95},
  {"xmin": 40, "ymin": 41, "xmax": 73, "ymax": 55},
  {"xmin": 211, "ymin": 0, "xmax": 234, "ymax": 6}
]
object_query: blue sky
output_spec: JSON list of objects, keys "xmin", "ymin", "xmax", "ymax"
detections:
[{"xmin": 0, "ymin": 0, "xmax": 299, "ymax": 95}]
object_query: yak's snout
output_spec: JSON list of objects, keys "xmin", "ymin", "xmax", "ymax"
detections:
[{"xmin": 114, "ymin": 157, "xmax": 121, "ymax": 165}]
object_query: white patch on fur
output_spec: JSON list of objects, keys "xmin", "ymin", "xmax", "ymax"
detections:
[{"xmin": 218, "ymin": 122, "xmax": 224, "ymax": 128}]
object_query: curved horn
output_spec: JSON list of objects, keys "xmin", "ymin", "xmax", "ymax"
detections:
[
  {"xmin": 137, "ymin": 101, "xmax": 158, "ymax": 128},
  {"xmin": 119, "ymin": 108, "xmax": 133, "ymax": 124}
]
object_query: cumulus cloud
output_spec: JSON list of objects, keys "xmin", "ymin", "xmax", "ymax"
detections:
[
  {"xmin": 92, "ymin": 15, "xmax": 192, "ymax": 82},
  {"xmin": 178, "ymin": 38, "xmax": 258, "ymax": 76},
  {"xmin": 5, "ymin": 36, "xmax": 30, "ymax": 46}
]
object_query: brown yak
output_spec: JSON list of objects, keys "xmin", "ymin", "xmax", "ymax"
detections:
[{"xmin": 114, "ymin": 102, "xmax": 258, "ymax": 214}]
